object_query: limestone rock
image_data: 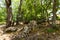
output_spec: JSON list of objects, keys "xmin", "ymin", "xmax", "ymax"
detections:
[{"xmin": 5, "ymin": 27, "xmax": 17, "ymax": 33}]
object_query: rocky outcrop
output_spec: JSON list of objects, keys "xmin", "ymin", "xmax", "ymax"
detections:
[{"xmin": 0, "ymin": 24, "xmax": 60, "ymax": 40}]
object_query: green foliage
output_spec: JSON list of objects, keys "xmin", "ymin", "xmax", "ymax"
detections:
[
  {"xmin": 0, "ymin": 0, "xmax": 60, "ymax": 23},
  {"xmin": 56, "ymin": 16, "xmax": 60, "ymax": 20},
  {"xmin": 0, "ymin": 8, "xmax": 6, "ymax": 22},
  {"xmin": 47, "ymin": 28, "xmax": 56, "ymax": 33}
]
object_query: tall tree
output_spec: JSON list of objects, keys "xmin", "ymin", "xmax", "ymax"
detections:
[
  {"xmin": 5, "ymin": 0, "xmax": 13, "ymax": 27},
  {"xmin": 33, "ymin": 0, "xmax": 37, "ymax": 20},
  {"xmin": 45, "ymin": 0, "xmax": 51, "ymax": 25},
  {"xmin": 52, "ymin": 0, "xmax": 57, "ymax": 26},
  {"xmin": 16, "ymin": 0, "xmax": 23, "ymax": 25}
]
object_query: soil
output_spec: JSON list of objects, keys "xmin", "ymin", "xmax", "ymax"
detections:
[{"xmin": 0, "ymin": 23, "xmax": 60, "ymax": 40}]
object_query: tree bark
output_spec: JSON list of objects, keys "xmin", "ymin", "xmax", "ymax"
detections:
[
  {"xmin": 52, "ymin": 0, "xmax": 57, "ymax": 26},
  {"xmin": 45, "ymin": 0, "xmax": 51, "ymax": 25},
  {"xmin": 16, "ymin": 0, "xmax": 23, "ymax": 25},
  {"xmin": 5, "ymin": 0, "xmax": 13, "ymax": 27}
]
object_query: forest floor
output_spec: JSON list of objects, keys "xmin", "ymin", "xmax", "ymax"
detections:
[{"xmin": 0, "ymin": 21, "xmax": 60, "ymax": 40}]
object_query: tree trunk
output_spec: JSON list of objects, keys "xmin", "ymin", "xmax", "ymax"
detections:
[
  {"xmin": 52, "ymin": 0, "xmax": 57, "ymax": 26},
  {"xmin": 16, "ymin": 0, "xmax": 23, "ymax": 25},
  {"xmin": 5, "ymin": 0, "xmax": 13, "ymax": 27},
  {"xmin": 33, "ymin": 0, "xmax": 37, "ymax": 20},
  {"xmin": 45, "ymin": 0, "xmax": 51, "ymax": 25}
]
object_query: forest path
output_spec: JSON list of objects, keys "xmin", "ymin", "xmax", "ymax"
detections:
[{"xmin": 0, "ymin": 25, "xmax": 6, "ymax": 27}]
